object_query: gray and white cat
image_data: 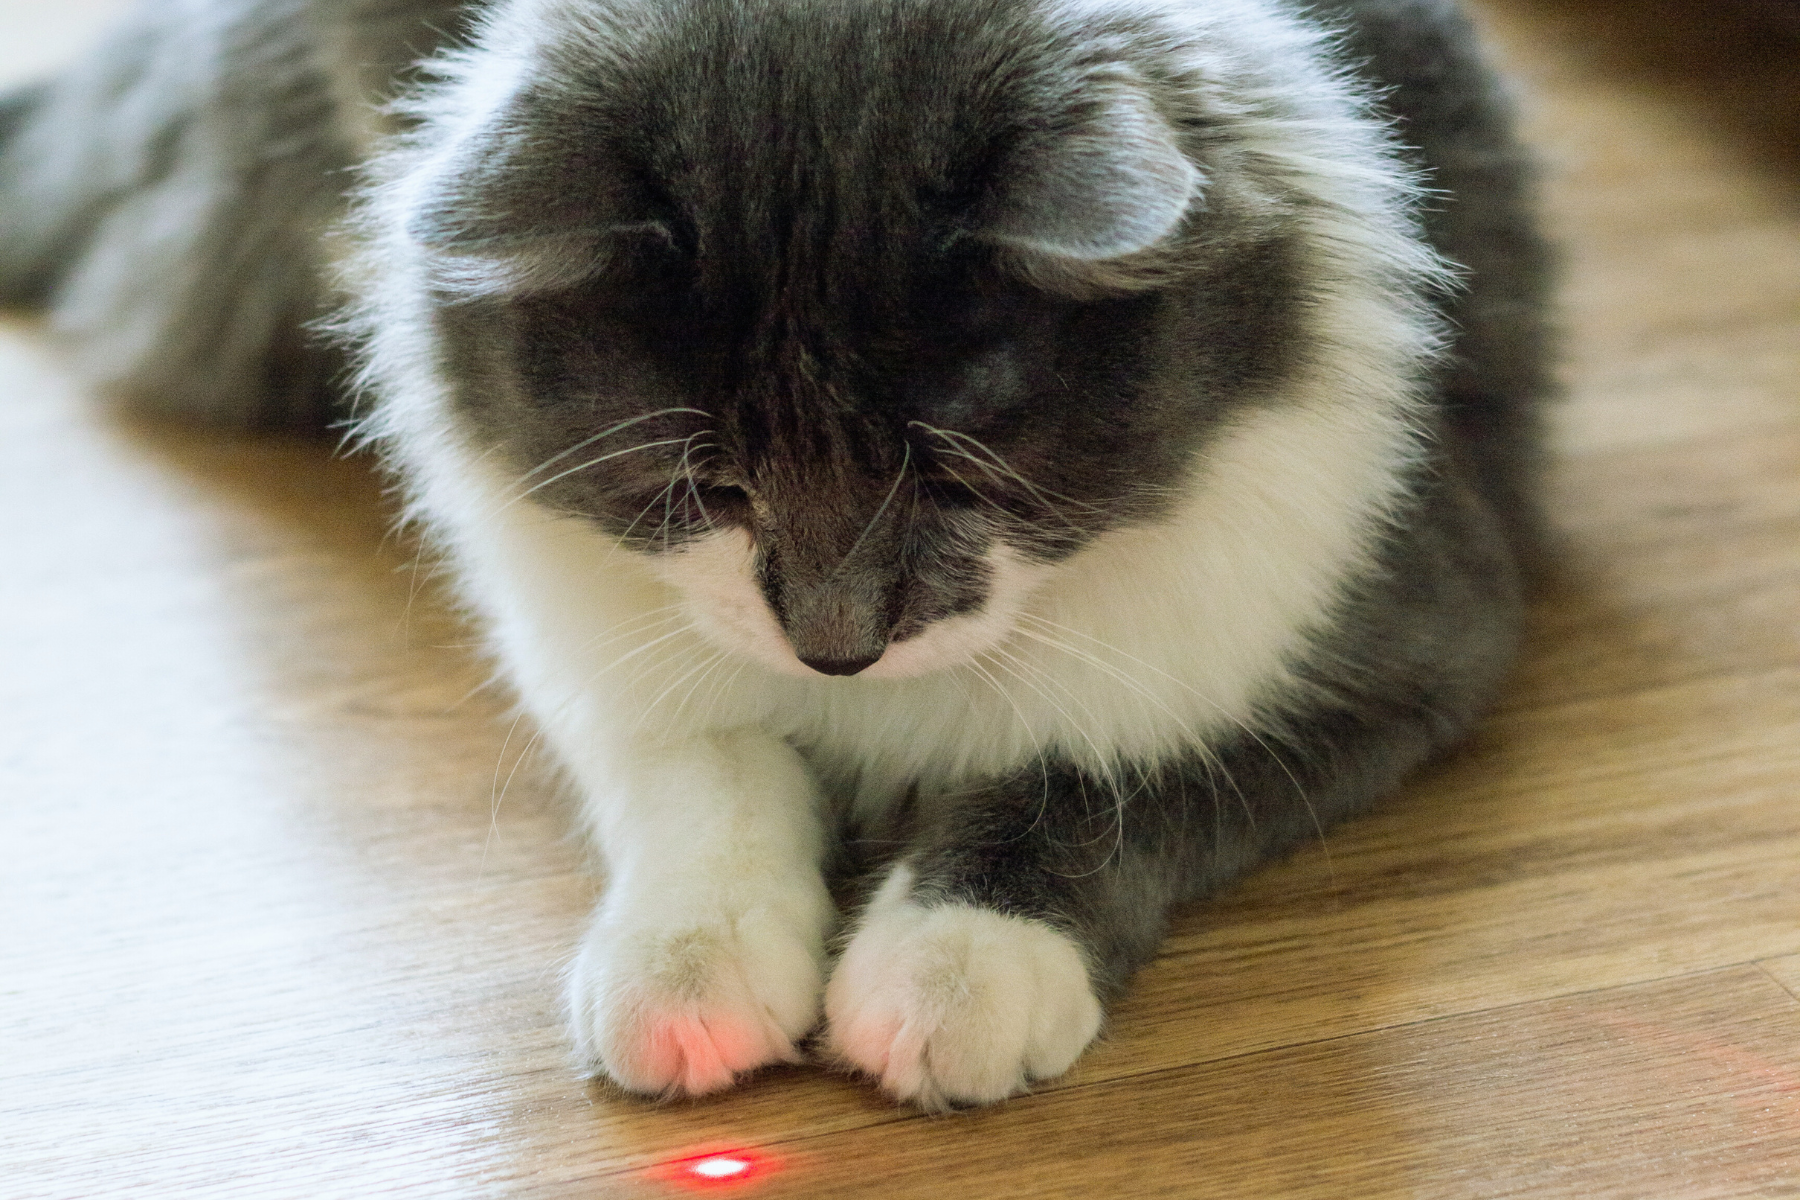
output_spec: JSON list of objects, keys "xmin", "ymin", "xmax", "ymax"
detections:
[{"xmin": 0, "ymin": 0, "xmax": 1551, "ymax": 1107}]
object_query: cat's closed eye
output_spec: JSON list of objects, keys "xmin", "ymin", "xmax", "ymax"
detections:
[
  {"xmin": 894, "ymin": 290, "xmax": 1075, "ymax": 426},
  {"xmin": 580, "ymin": 227, "xmax": 697, "ymax": 312},
  {"xmin": 899, "ymin": 343, "xmax": 1034, "ymax": 429},
  {"xmin": 651, "ymin": 479, "xmax": 752, "ymax": 533}
]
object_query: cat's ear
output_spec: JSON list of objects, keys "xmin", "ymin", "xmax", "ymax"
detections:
[
  {"xmin": 403, "ymin": 105, "xmax": 655, "ymax": 297},
  {"xmin": 980, "ymin": 73, "xmax": 1201, "ymax": 265}
]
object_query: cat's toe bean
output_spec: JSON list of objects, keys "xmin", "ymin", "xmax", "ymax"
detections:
[
  {"xmin": 569, "ymin": 904, "xmax": 824, "ymax": 1097},
  {"xmin": 825, "ymin": 877, "xmax": 1102, "ymax": 1109}
]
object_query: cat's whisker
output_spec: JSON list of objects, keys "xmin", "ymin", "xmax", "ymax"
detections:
[
  {"xmin": 472, "ymin": 435, "xmax": 707, "ymax": 534},
  {"xmin": 601, "ymin": 473, "xmax": 688, "ymax": 564},
  {"xmin": 570, "ymin": 607, "xmax": 690, "ymax": 659},
  {"xmin": 957, "ymin": 658, "xmax": 1041, "ymax": 814},
  {"xmin": 1007, "ymin": 622, "xmax": 1214, "ymax": 760},
  {"xmin": 1007, "ymin": 619, "xmax": 1259, "ymax": 830},
  {"xmin": 924, "ymin": 444, "xmax": 1095, "ymax": 545},
  {"xmin": 629, "ymin": 645, "xmax": 724, "ymax": 734},
  {"xmin": 513, "ymin": 437, "xmax": 696, "ymax": 505},
  {"xmin": 1014, "ymin": 613, "xmax": 1331, "ymax": 873},
  {"xmin": 673, "ymin": 436, "xmax": 721, "ymax": 532},
  {"xmin": 910, "ymin": 421, "xmax": 1110, "ymax": 539},
  {"xmin": 488, "ymin": 709, "xmax": 531, "ymax": 831},
  {"xmin": 1014, "ymin": 613, "xmax": 1302, "ymax": 782},
  {"xmin": 831, "ymin": 442, "xmax": 911, "ymax": 580},
  {"xmin": 578, "ymin": 621, "xmax": 700, "ymax": 691},
  {"xmin": 979, "ymin": 647, "xmax": 1121, "ymax": 807},
  {"xmin": 486, "ymin": 617, "xmax": 706, "ymax": 827},
  {"xmin": 928, "ymin": 454, "xmax": 1019, "ymax": 532},
  {"xmin": 904, "ymin": 460, "xmax": 926, "ymax": 552},
  {"xmin": 953, "ymin": 655, "xmax": 1056, "ymax": 847},
  {"xmin": 649, "ymin": 647, "xmax": 735, "ymax": 731},
  {"xmin": 934, "ymin": 426, "xmax": 1107, "ymax": 516},
  {"xmin": 483, "ymin": 723, "xmax": 548, "ymax": 878},
  {"xmin": 696, "ymin": 652, "xmax": 754, "ymax": 730},
  {"xmin": 394, "ymin": 538, "xmax": 437, "ymax": 645},
  {"xmin": 448, "ymin": 666, "xmax": 512, "ymax": 712},
  {"xmin": 985, "ymin": 644, "xmax": 1120, "ymax": 788},
  {"xmin": 653, "ymin": 431, "xmax": 720, "ymax": 551},
  {"xmin": 983, "ymin": 645, "xmax": 1131, "ymax": 867},
  {"xmin": 554, "ymin": 599, "xmax": 687, "ymax": 652},
  {"xmin": 481, "ymin": 628, "xmax": 710, "ymax": 860},
  {"xmin": 515, "ymin": 407, "xmax": 710, "ymax": 487},
  {"xmin": 483, "ymin": 709, "xmax": 549, "ymax": 880},
  {"xmin": 623, "ymin": 631, "xmax": 713, "ymax": 691}
]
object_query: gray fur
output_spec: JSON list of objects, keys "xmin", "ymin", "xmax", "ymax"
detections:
[
  {"xmin": 0, "ymin": 0, "xmax": 469, "ymax": 426},
  {"xmin": 1324, "ymin": 0, "xmax": 1555, "ymax": 555}
]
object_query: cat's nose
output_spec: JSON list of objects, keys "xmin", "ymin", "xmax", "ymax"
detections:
[
  {"xmin": 798, "ymin": 650, "xmax": 883, "ymax": 677},
  {"xmin": 779, "ymin": 580, "xmax": 893, "ymax": 677}
]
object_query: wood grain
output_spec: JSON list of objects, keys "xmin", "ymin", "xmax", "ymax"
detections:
[
  {"xmin": 605, "ymin": 969, "xmax": 1800, "ymax": 1200},
  {"xmin": 3, "ymin": 0, "xmax": 1798, "ymax": 1197},
  {"xmin": 1765, "ymin": 957, "xmax": 1800, "ymax": 1004}
]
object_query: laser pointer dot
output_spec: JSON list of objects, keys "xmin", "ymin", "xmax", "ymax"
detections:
[{"xmin": 689, "ymin": 1156, "xmax": 753, "ymax": 1181}]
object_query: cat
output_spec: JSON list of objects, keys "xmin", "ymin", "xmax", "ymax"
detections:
[{"xmin": 0, "ymin": 0, "xmax": 1552, "ymax": 1108}]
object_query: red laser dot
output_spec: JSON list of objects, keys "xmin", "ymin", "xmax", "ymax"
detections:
[{"xmin": 689, "ymin": 1156, "xmax": 753, "ymax": 1181}]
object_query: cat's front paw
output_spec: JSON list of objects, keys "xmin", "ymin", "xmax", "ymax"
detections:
[
  {"xmin": 824, "ymin": 868, "xmax": 1103, "ymax": 1110},
  {"xmin": 570, "ymin": 902, "xmax": 826, "ymax": 1097}
]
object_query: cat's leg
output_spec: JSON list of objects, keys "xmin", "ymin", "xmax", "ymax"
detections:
[
  {"xmin": 824, "ymin": 844, "xmax": 1104, "ymax": 1111},
  {"xmin": 823, "ymin": 709, "xmax": 1452, "ymax": 1109},
  {"xmin": 440, "ymin": 468, "xmax": 837, "ymax": 1096},
  {"xmin": 568, "ymin": 740, "xmax": 834, "ymax": 1097},
  {"xmin": 826, "ymin": 470, "xmax": 1524, "ymax": 1108},
  {"xmin": 566, "ymin": 728, "xmax": 836, "ymax": 1097}
]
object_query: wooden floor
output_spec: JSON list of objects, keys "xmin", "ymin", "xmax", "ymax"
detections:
[{"xmin": 4, "ymin": 2, "xmax": 1798, "ymax": 1197}]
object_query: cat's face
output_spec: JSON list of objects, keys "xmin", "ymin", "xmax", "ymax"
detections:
[
  {"xmin": 410, "ymin": 0, "xmax": 1299, "ymax": 678},
  {"xmin": 482, "ymin": 242, "xmax": 1182, "ymax": 679}
]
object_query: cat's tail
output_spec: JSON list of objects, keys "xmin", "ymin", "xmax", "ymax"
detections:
[
  {"xmin": 0, "ymin": 81, "xmax": 64, "ymax": 308},
  {"xmin": 0, "ymin": 12, "xmax": 353, "ymax": 427},
  {"xmin": 0, "ymin": 81, "xmax": 40, "ymax": 141}
]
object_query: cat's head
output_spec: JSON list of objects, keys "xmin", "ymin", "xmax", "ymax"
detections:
[{"xmin": 397, "ymin": 0, "xmax": 1309, "ymax": 679}]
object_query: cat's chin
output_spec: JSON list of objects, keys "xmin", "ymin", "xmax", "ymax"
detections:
[
  {"xmin": 863, "ymin": 548, "xmax": 1057, "ymax": 679},
  {"xmin": 855, "ymin": 610, "xmax": 1027, "ymax": 680},
  {"xmin": 691, "ymin": 606, "xmax": 1027, "ymax": 682},
  {"xmin": 659, "ymin": 533, "xmax": 1057, "ymax": 682}
]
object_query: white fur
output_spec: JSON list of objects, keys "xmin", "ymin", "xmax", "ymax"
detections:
[
  {"xmin": 567, "ymin": 731, "xmax": 835, "ymax": 1094},
  {"xmin": 825, "ymin": 863, "xmax": 1105, "ymax": 1108},
  {"xmin": 346, "ymin": 0, "xmax": 1444, "ymax": 1102}
]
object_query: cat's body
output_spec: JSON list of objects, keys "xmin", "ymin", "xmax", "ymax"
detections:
[{"xmin": 0, "ymin": 0, "xmax": 1551, "ymax": 1107}]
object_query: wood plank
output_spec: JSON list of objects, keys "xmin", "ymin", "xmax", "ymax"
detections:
[
  {"xmin": 1500, "ymin": 429, "xmax": 1800, "ymax": 713},
  {"xmin": 1764, "ymin": 957, "xmax": 1800, "ymax": 1004},
  {"xmin": 604, "ymin": 969, "xmax": 1800, "ymax": 1199}
]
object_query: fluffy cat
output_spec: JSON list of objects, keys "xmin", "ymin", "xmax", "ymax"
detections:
[{"xmin": 0, "ymin": 0, "xmax": 1551, "ymax": 1108}]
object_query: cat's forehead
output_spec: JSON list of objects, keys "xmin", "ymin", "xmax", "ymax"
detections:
[
  {"xmin": 566, "ymin": 2, "xmax": 1032, "ymax": 232},
  {"xmin": 417, "ymin": 0, "xmax": 1215, "ymax": 450},
  {"xmin": 414, "ymin": 0, "xmax": 1202, "ymax": 282}
]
